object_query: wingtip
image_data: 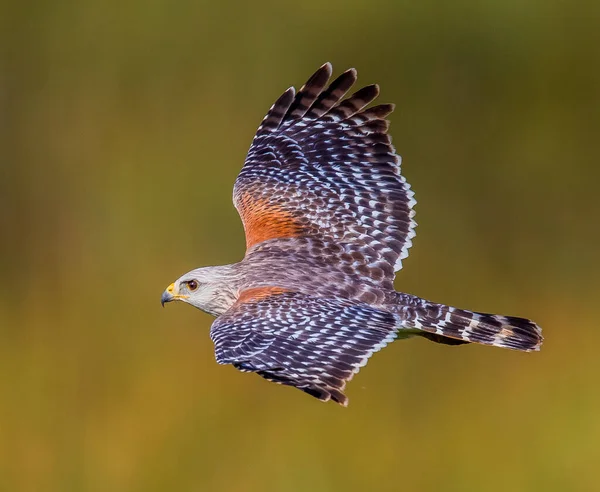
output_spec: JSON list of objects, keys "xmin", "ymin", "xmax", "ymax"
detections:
[
  {"xmin": 320, "ymin": 61, "xmax": 333, "ymax": 74},
  {"xmin": 353, "ymin": 83, "xmax": 380, "ymax": 100}
]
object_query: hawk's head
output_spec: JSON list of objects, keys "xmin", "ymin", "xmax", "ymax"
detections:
[{"xmin": 161, "ymin": 265, "xmax": 240, "ymax": 317}]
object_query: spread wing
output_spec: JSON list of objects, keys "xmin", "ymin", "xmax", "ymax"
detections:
[
  {"xmin": 210, "ymin": 289, "xmax": 398, "ymax": 406},
  {"xmin": 233, "ymin": 63, "xmax": 417, "ymax": 285}
]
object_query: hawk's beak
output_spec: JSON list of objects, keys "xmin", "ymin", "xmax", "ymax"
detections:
[
  {"xmin": 161, "ymin": 287, "xmax": 173, "ymax": 307},
  {"xmin": 161, "ymin": 283, "xmax": 188, "ymax": 307}
]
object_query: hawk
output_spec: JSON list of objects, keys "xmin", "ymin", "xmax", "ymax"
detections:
[{"xmin": 161, "ymin": 63, "xmax": 543, "ymax": 406}]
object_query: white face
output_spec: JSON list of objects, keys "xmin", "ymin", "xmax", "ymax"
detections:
[{"xmin": 161, "ymin": 266, "xmax": 238, "ymax": 316}]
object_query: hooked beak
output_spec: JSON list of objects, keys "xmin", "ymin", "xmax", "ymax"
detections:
[{"xmin": 161, "ymin": 283, "xmax": 188, "ymax": 307}]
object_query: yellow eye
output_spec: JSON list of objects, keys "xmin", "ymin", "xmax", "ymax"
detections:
[{"xmin": 187, "ymin": 280, "xmax": 198, "ymax": 291}]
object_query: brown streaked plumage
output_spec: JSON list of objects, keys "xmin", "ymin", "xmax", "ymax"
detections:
[{"xmin": 161, "ymin": 63, "xmax": 543, "ymax": 406}]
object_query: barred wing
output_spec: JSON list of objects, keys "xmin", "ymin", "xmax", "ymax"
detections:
[
  {"xmin": 234, "ymin": 63, "xmax": 417, "ymax": 284},
  {"xmin": 210, "ymin": 289, "xmax": 398, "ymax": 406}
]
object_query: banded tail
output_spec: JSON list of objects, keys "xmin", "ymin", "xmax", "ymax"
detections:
[{"xmin": 395, "ymin": 295, "xmax": 543, "ymax": 352}]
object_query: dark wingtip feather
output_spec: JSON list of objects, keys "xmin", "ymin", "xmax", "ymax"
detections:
[
  {"xmin": 258, "ymin": 66, "xmax": 394, "ymax": 145},
  {"xmin": 286, "ymin": 63, "xmax": 333, "ymax": 120},
  {"xmin": 329, "ymin": 388, "xmax": 349, "ymax": 407},
  {"xmin": 324, "ymin": 84, "xmax": 380, "ymax": 121},
  {"xmin": 346, "ymin": 84, "xmax": 380, "ymax": 104},
  {"xmin": 320, "ymin": 61, "xmax": 333, "ymax": 74},
  {"xmin": 305, "ymin": 67, "xmax": 358, "ymax": 119},
  {"xmin": 255, "ymin": 86, "xmax": 296, "ymax": 136},
  {"xmin": 361, "ymin": 103, "xmax": 396, "ymax": 120}
]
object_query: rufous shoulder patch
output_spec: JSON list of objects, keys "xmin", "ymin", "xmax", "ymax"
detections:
[
  {"xmin": 236, "ymin": 286, "xmax": 291, "ymax": 304},
  {"xmin": 237, "ymin": 193, "xmax": 305, "ymax": 249}
]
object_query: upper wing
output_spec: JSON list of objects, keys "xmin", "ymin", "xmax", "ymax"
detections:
[
  {"xmin": 210, "ymin": 289, "xmax": 398, "ymax": 406},
  {"xmin": 233, "ymin": 63, "xmax": 417, "ymax": 284}
]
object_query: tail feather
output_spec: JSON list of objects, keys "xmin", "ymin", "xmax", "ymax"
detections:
[{"xmin": 397, "ymin": 298, "xmax": 543, "ymax": 352}]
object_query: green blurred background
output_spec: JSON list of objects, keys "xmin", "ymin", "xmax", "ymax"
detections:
[{"xmin": 1, "ymin": 0, "xmax": 599, "ymax": 490}]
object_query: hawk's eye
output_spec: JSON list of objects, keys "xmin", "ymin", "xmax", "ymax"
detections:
[{"xmin": 187, "ymin": 280, "xmax": 198, "ymax": 291}]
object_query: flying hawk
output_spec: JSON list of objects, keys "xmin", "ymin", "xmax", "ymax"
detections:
[{"xmin": 161, "ymin": 63, "xmax": 543, "ymax": 406}]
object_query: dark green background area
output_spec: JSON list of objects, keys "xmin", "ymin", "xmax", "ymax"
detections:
[{"xmin": 1, "ymin": 0, "xmax": 598, "ymax": 490}]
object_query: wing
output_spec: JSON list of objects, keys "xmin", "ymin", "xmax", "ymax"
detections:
[
  {"xmin": 233, "ymin": 63, "xmax": 417, "ymax": 285},
  {"xmin": 210, "ymin": 289, "xmax": 399, "ymax": 406}
]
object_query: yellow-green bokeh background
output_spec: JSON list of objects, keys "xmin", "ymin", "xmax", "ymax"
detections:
[{"xmin": 1, "ymin": 1, "xmax": 599, "ymax": 491}]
